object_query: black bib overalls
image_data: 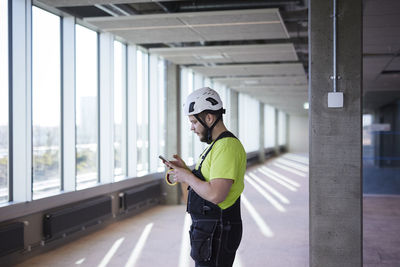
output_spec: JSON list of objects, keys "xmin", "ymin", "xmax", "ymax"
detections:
[{"xmin": 187, "ymin": 131, "xmax": 243, "ymax": 267}]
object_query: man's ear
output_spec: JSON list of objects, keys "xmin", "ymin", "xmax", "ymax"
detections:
[{"xmin": 206, "ymin": 113, "xmax": 215, "ymax": 125}]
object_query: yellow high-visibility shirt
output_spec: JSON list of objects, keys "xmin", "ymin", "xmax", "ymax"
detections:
[{"xmin": 195, "ymin": 137, "xmax": 247, "ymax": 210}]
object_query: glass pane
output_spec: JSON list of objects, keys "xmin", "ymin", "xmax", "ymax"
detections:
[
  {"xmin": 363, "ymin": 107, "xmax": 400, "ymax": 194},
  {"xmin": 278, "ymin": 111, "xmax": 287, "ymax": 146},
  {"xmin": 137, "ymin": 50, "xmax": 149, "ymax": 176},
  {"xmin": 157, "ymin": 58, "xmax": 166, "ymax": 172},
  {"xmin": 32, "ymin": 7, "xmax": 61, "ymax": 199},
  {"xmin": 75, "ymin": 25, "xmax": 98, "ymax": 189},
  {"xmin": 0, "ymin": 0, "xmax": 9, "ymax": 203},
  {"xmin": 204, "ymin": 77, "xmax": 213, "ymax": 88},
  {"xmin": 180, "ymin": 68, "xmax": 194, "ymax": 165},
  {"xmin": 264, "ymin": 104, "xmax": 275, "ymax": 148},
  {"xmin": 213, "ymin": 82, "xmax": 230, "ymax": 129},
  {"xmin": 239, "ymin": 94, "xmax": 260, "ymax": 152},
  {"xmin": 193, "ymin": 73, "xmax": 206, "ymax": 159},
  {"xmin": 113, "ymin": 41, "xmax": 127, "ymax": 180}
]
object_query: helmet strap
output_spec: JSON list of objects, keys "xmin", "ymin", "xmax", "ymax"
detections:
[{"xmin": 194, "ymin": 113, "xmax": 223, "ymax": 144}]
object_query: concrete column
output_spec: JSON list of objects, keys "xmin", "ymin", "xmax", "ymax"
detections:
[
  {"xmin": 274, "ymin": 108, "xmax": 279, "ymax": 155},
  {"xmin": 162, "ymin": 62, "xmax": 181, "ymax": 205},
  {"xmin": 259, "ymin": 103, "xmax": 265, "ymax": 162},
  {"xmin": 229, "ymin": 90, "xmax": 239, "ymax": 136},
  {"xmin": 309, "ymin": 0, "xmax": 362, "ymax": 266}
]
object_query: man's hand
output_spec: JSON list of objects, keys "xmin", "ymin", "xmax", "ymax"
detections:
[
  {"xmin": 167, "ymin": 159, "xmax": 233, "ymax": 205},
  {"xmin": 168, "ymin": 154, "xmax": 190, "ymax": 171},
  {"xmin": 166, "ymin": 159, "xmax": 192, "ymax": 184}
]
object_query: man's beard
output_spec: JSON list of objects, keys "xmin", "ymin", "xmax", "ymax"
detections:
[{"xmin": 199, "ymin": 127, "xmax": 209, "ymax": 143}]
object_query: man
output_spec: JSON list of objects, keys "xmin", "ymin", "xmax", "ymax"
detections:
[{"xmin": 165, "ymin": 87, "xmax": 246, "ymax": 267}]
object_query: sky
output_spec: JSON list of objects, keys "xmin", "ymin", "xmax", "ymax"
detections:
[{"xmin": 32, "ymin": 6, "xmax": 61, "ymax": 127}]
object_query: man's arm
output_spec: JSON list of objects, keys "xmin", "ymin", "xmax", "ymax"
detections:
[
  {"xmin": 187, "ymin": 175, "xmax": 233, "ymax": 205},
  {"xmin": 167, "ymin": 163, "xmax": 233, "ymax": 205}
]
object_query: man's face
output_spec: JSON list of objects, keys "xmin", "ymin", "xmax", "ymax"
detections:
[{"xmin": 189, "ymin": 115, "xmax": 208, "ymax": 143}]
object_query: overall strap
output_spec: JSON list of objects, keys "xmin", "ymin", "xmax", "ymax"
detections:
[{"xmin": 197, "ymin": 131, "xmax": 237, "ymax": 170}]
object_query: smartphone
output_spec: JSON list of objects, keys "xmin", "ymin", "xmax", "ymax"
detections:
[{"xmin": 159, "ymin": 155, "xmax": 170, "ymax": 163}]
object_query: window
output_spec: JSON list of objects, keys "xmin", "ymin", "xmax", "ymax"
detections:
[
  {"xmin": 113, "ymin": 41, "xmax": 127, "ymax": 180},
  {"xmin": 278, "ymin": 111, "xmax": 287, "ymax": 146},
  {"xmin": 193, "ymin": 73, "xmax": 206, "ymax": 159},
  {"xmin": 75, "ymin": 25, "xmax": 98, "ymax": 189},
  {"xmin": 156, "ymin": 58, "xmax": 166, "ymax": 171},
  {"xmin": 204, "ymin": 77, "xmax": 213, "ymax": 88},
  {"xmin": 0, "ymin": 0, "xmax": 9, "ymax": 203},
  {"xmin": 149, "ymin": 55, "xmax": 167, "ymax": 173},
  {"xmin": 213, "ymin": 82, "xmax": 231, "ymax": 129},
  {"xmin": 264, "ymin": 104, "xmax": 275, "ymax": 148},
  {"xmin": 136, "ymin": 49, "xmax": 149, "ymax": 176},
  {"xmin": 239, "ymin": 93, "xmax": 260, "ymax": 152},
  {"xmin": 32, "ymin": 7, "xmax": 61, "ymax": 199},
  {"xmin": 180, "ymin": 68, "xmax": 195, "ymax": 165}
]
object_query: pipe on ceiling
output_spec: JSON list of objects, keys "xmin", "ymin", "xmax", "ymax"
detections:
[{"xmin": 178, "ymin": 1, "xmax": 302, "ymax": 12}]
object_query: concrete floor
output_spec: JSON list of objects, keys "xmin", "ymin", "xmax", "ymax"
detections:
[
  {"xmin": 15, "ymin": 154, "xmax": 309, "ymax": 267},
  {"xmin": 15, "ymin": 154, "xmax": 400, "ymax": 266},
  {"xmin": 363, "ymin": 195, "xmax": 400, "ymax": 267}
]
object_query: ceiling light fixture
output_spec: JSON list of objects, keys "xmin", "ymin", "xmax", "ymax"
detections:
[
  {"xmin": 198, "ymin": 54, "xmax": 225, "ymax": 60},
  {"xmin": 244, "ymin": 80, "xmax": 259, "ymax": 85},
  {"xmin": 105, "ymin": 21, "xmax": 280, "ymax": 32}
]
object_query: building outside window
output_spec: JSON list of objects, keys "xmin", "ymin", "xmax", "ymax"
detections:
[
  {"xmin": 32, "ymin": 6, "xmax": 61, "ymax": 199},
  {"xmin": 136, "ymin": 49, "xmax": 149, "ymax": 176},
  {"xmin": 113, "ymin": 40, "xmax": 127, "ymax": 180},
  {"xmin": 0, "ymin": 0, "xmax": 9, "ymax": 203},
  {"xmin": 75, "ymin": 25, "xmax": 98, "ymax": 189}
]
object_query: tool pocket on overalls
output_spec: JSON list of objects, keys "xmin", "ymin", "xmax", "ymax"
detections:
[
  {"xmin": 189, "ymin": 220, "xmax": 218, "ymax": 262},
  {"xmin": 223, "ymin": 222, "xmax": 243, "ymax": 253}
]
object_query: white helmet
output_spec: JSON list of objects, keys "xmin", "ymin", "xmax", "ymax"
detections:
[{"xmin": 184, "ymin": 87, "xmax": 224, "ymax": 116}]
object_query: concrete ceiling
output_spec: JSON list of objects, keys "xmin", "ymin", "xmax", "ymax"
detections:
[
  {"xmin": 37, "ymin": 0, "xmax": 400, "ymax": 116},
  {"xmin": 213, "ymin": 76, "xmax": 308, "ymax": 87},
  {"xmin": 85, "ymin": 8, "xmax": 289, "ymax": 44},
  {"xmin": 35, "ymin": 0, "xmax": 400, "ymax": 118},
  {"xmin": 83, "ymin": 6, "xmax": 307, "ymax": 115},
  {"xmin": 191, "ymin": 63, "xmax": 305, "ymax": 77},
  {"xmin": 149, "ymin": 41, "xmax": 307, "ymax": 115},
  {"xmin": 149, "ymin": 44, "xmax": 298, "ymax": 65}
]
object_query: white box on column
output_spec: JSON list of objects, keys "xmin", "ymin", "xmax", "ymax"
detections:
[{"xmin": 328, "ymin": 92, "xmax": 344, "ymax": 108}]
